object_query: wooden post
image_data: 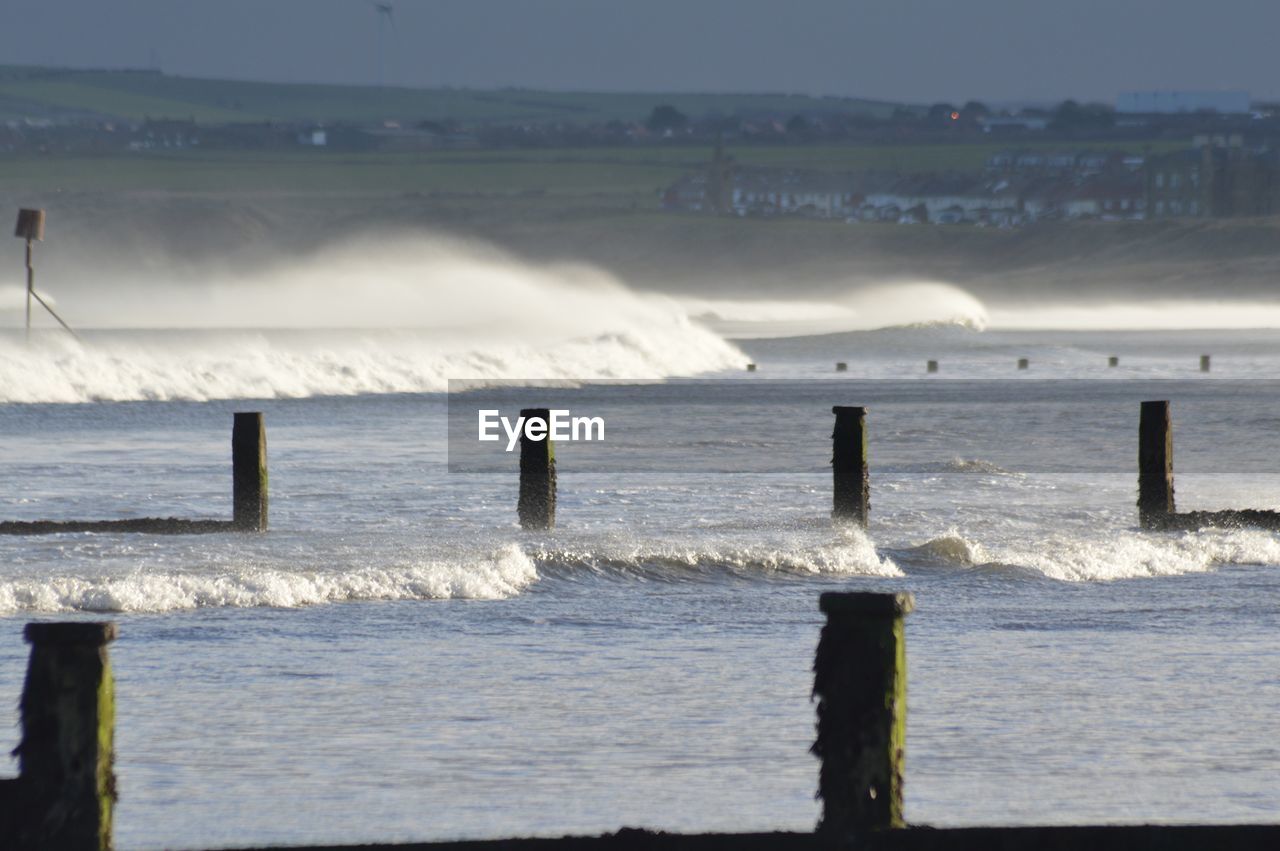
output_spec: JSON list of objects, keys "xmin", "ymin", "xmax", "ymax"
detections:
[
  {"xmin": 836, "ymin": 362, "xmax": 848, "ymax": 373},
  {"xmin": 746, "ymin": 363, "xmax": 757, "ymax": 372},
  {"xmin": 813, "ymin": 592, "xmax": 913, "ymax": 837},
  {"xmin": 232, "ymin": 412, "xmax": 267, "ymax": 531},
  {"xmin": 832, "ymin": 406, "xmax": 869, "ymax": 526},
  {"xmin": 1139, "ymin": 400, "xmax": 1175, "ymax": 529},
  {"xmin": 7, "ymin": 622, "xmax": 117, "ymax": 850},
  {"xmin": 518, "ymin": 407, "xmax": 556, "ymax": 530},
  {"xmin": 1200, "ymin": 354, "xmax": 1211, "ymax": 373},
  {"xmin": 1108, "ymin": 356, "xmax": 1119, "ymax": 368},
  {"xmin": 926, "ymin": 360, "xmax": 938, "ymax": 373},
  {"xmin": 1017, "ymin": 358, "xmax": 1029, "ymax": 370}
]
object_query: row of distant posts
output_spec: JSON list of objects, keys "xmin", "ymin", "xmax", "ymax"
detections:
[{"xmin": 747, "ymin": 356, "xmax": 1215, "ymax": 372}]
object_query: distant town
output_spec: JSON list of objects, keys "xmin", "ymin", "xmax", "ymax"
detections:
[{"xmin": 4, "ymin": 67, "xmax": 1278, "ymax": 227}]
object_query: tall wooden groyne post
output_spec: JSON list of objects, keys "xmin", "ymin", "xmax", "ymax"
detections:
[
  {"xmin": 813, "ymin": 591, "xmax": 913, "ymax": 837},
  {"xmin": 0, "ymin": 622, "xmax": 118, "ymax": 850},
  {"xmin": 232, "ymin": 412, "xmax": 268, "ymax": 531},
  {"xmin": 518, "ymin": 408, "xmax": 556, "ymax": 530},
  {"xmin": 1138, "ymin": 401, "xmax": 1175, "ymax": 529},
  {"xmin": 832, "ymin": 406, "xmax": 869, "ymax": 526}
]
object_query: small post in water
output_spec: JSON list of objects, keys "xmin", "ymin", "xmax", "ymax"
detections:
[
  {"xmin": 836, "ymin": 362, "xmax": 848, "ymax": 373},
  {"xmin": 11, "ymin": 622, "xmax": 118, "ymax": 850},
  {"xmin": 813, "ymin": 591, "xmax": 913, "ymax": 836},
  {"xmin": 1017, "ymin": 358, "xmax": 1029, "ymax": 370},
  {"xmin": 518, "ymin": 407, "xmax": 556, "ymax": 530},
  {"xmin": 1138, "ymin": 400, "xmax": 1175, "ymax": 529},
  {"xmin": 232, "ymin": 412, "xmax": 268, "ymax": 531},
  {"xmin": 1200, "ymin": 354, "xmax": 1211, "ymax": 372},
  {"xmin": 1108, "ymin": 356, "xmax": 1119, "ymax": 368},
  {"xmin": 926, "ymin": 360, "xmax": 938, "ymax": 373},
  {"xmin": 832, "ymin": 406, "xmax": 869, "ymax": 527},
  {"xmin": 14, "ymin": 209, "xmax": 44, "ymax": 344},
  {"xmin": 746, "ymin": 363, "xmax": 757, "ymax": 373}
]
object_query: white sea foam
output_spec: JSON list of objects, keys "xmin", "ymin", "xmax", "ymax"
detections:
[
  {"xmin": 535, "ymin": 528, "xmax": 901, "ymax": 577},
  {"xmin": 0, "ymin": 236, "xmax": 744, "ymax": 403},
  {"xmin": 911, "ymin": 527, "xmax": 1280, "ymax": 582},
  {"xmin": 0, "ymin": 544, "xmax": 538, "ymax": 613}
]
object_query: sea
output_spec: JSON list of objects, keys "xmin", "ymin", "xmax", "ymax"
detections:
[{"xmin": 0, "ymin": 259, "xmax": 1278, "ymax": 849}]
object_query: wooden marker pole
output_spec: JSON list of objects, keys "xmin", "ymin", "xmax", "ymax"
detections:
[
  {"xmin": 1017, "ymin": 358, "xmax": 1029, "ymax": 370},
  {"xmin": 232, "ymin": 412, "xmax": 268, "ymax": 531},
  {"xmin": 8, "ymin": 622, "xmax": 118, "ymax": 850},
  {"xmin": 813, "ymin": 592, "xmax": 913, "ymax": 837},
  {"xmin": 1138, "ymin": 400, "xmax": 1175, "ymax": 529},
  {"xmin": 1108, "ymin": 356, "xmax": 1119, "ymax": 368},
  {"xmin": 926, "ymin": 360, "xmax": 938, "ymax": 373},
  {"xmin": 832, "ymin": 406, "xmax": 869, "ymax": 526},
  {"xmin": 518, "ymin": 407, "xmax": 556, "ymax": 530},
  {"xmin": 14, "ymin": 209, "xmax": 45, "ymax": 344},
  {"xmin": 1200, "ymin": 355, "xmax": 1211, "ymax": 373},
  {"xmin": 836, "ymin": 362, "xmax": 848, "ymax": 373}
]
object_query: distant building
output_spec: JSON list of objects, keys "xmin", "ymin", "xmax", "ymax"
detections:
[
  {"xmin": 1117, "ymin": 91, "xmax": 1251, "ymax": 115},
  {"xmin": 1145, "ymin": 140, "xmax": 1278, "ymax": 218}
]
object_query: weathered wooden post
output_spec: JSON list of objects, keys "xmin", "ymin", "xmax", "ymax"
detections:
[
  {"xmin": 1139, "ymin": 400, "xmax": 1175, "ymax": 529},
  {"xmin": 746, "ymin": 363, "xmax": 757, "ymax": 372},
  {"xmin": 1200, "ymin": 354, "xmax": 1211, "ymax": 373},
  {"xmin": 1017, "ymin": 358, "xmax": 1029, "ymax": 370},
  {"xmin": 832, "ymin": 406, "xmax": 869, "ymax": 526},
  {"xmin": 813, "ymin": 591, "xmax": 913, "ymax": 837},
  {"xmin": 836, "ymin": 362, "xmax": 848, "ymax": 373},
  {"xmin": 518, "ymin": 407, "xmax": 555, "ymax": 530},
  {"xmin": 1108, "ymin": 356, "xmax": 1119, "ymax": 368},
  {"xmin": 5, "ymin": 622, "xmax": 118, "ymax": 850},
  {"xmin": 926, "ymin": 360, "xmax": 938, "ymax": 373},
  {"xmin": 232, "ymin": 412, "xmax": 268, "ymax": 531}
]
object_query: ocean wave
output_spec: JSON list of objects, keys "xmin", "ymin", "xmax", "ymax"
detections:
[
  {"xmin": 906, "ymin": 527, "xmax": 1280, "ymax": 582},
  {"xmin": 0, "ymin": 544, "xmax": 538, "ymax": 613},
  {"xmin": 532, "ymin": 529, "xmax": 901, "ymax": 578}
]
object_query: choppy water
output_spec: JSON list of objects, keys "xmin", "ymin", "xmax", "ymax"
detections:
[{"xmin": 1, "ymin": 326, "xmax": 1279, "ymax": 849}]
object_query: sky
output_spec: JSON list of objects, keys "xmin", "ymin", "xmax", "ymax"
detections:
[{"xmin": 3, "ymin": 0, "xmax": 1279, "ymax": 105}]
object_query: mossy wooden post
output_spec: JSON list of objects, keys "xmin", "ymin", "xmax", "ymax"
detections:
[
  {"xmin": 812, "ymin": 592, "xmax": 913, "ymax": 837},
  {"xmin": 832, "ymin": 406, "xmax": 869, "ymax": 526},
  {"xmin": 926, "ymin": 360, "xmax": 938, "ymax": 373},
  {"xmin": 518, "ymin": 407, "xmax": 555, "ymax": 530},
  {"xmin": 1200, "ymin": 354, "xmax": 1211, "ymax": 372},
  {"xmin": 232, "ymin": 412, "xmax": 267, "ymax": 531},
  {"xmin": 1139, "ymin": 400, "xmax": 1175, "ymax": 529},
  {"xmin": 11, "ymin": 622, "xmax": 118, "ymax": 850}
]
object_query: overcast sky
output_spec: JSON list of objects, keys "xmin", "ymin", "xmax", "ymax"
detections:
[{"xmin": 4, "ymin": 0, "xmax": 1279, "ymax": 104}]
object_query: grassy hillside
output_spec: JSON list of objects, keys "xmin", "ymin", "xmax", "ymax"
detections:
[{"xmin": 0, "ymin": 65, "xmax": 909, "ymax": 124}]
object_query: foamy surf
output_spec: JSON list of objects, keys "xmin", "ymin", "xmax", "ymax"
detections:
[
  {"xmin": 905, "ymin": 527, "xmax": 1280, "ymax": 582},
  {"xmin": 532, "ymin": 528, "xmax": 901, "ymax": 578},
  {"xmin": 0, "ymin": 544, "xmax": 538, "ymax": 613}
]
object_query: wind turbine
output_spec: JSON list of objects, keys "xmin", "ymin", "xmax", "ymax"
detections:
[{"xmin": 374, "ymin": 1, "xmax": 395, "ymax": 87}]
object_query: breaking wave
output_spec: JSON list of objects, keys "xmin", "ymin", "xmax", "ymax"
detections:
[
  {"xmin": 0, "ymin": 235, "xmax": 743, "ymax": 403},
  {"xmin": 0, "ymin": 544, "xmax": 538, "ymax": 613},
  {"xmin": 906, "ymin": 527, "xmax": 1280, "ymax": 582}
]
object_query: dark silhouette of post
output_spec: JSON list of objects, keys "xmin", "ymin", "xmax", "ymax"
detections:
[
  {"xmin": 813, "ymin": 592, "xmax": 913, "ymax": 837},
  {"xmin": 1139, "ymin": 401, "xmax": 1175, "ymax": 529},
  {"xmin": 1108, "ymin": 356, "xmax": 1119, "ymax": 368},
  {"xmin": 3, "ymin": 622, "xmax": 118, "ymax": 850},
  {"xmin": 1017, "ymin": 358, "xmax": 1029, "ymax": 370},
  {"xmin": 746, "ymin": 363, "xmax": 757, "ymax": 372},
  {"xmin": 232, "ymin": 412, "xmax": 268, "ymax": 531},
  {"xmin": 926, "ymin": 360, "xmax": 938, "ymax": 373},
  {"xmin": 832, "ymin": 406, "xmax": 868, "ymax": 526},
  {"xmin": 836, "ymin": 362, "xmax": 848, "ymax": 372},
  {"xmin": 518, "ymin": 408, "xmax": 556, "ymax": 530},
  {"xmin": 14, "ymin": 209, "xmax": 44, "ymax": 344},
  {"xmin": 1200, "ymin": 355, "xmax": 1211, "ymax": 373}
]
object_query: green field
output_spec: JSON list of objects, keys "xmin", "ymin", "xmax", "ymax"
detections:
[
  {"xmin": 0, "ymin": 141, "xmax": 1183, "ymax": 205},
  {"xmin": 0, "ymin": 65, "xmax": 907, "ymax": 125}
]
